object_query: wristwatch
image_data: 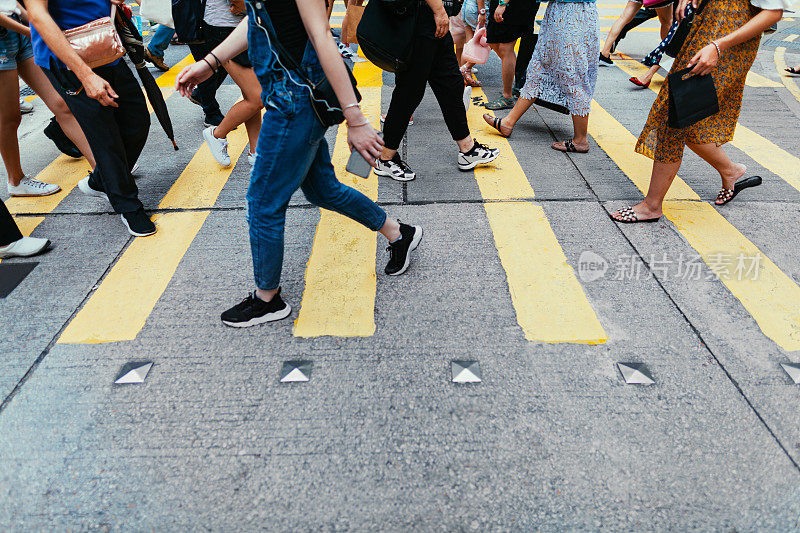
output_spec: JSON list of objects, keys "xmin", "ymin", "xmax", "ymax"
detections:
[
  {"xmin": 479, "ymin": 8, "xmax": 487, "ymax": 14},
  {"xmin": 498, "ymin": 0, "xmax": 509, "ymax": 5}
]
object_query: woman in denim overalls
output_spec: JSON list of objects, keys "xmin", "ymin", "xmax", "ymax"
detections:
[{"xmin": 175, "ymin": 0, "xmax": 423, "ymax": 328}]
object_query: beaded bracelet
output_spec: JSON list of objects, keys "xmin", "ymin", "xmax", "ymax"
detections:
[{"xmin": 710, "ymin": 40, "xmax": 721, "ymax": 59}]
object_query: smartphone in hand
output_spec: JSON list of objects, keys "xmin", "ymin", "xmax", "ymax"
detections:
[{"xmin": 346, "ymin": 149, "xmax": 374, "ymax": 179}]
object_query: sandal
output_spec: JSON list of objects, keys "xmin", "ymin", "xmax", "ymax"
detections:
[
  {"xmin": 552, "ymin": 140, "xmax": 589, "ymax": 154},
  {"xmin": 786, "ymin": 67, "xmax": 800, "ymax": 75},
  {"xmin": 715, "ymin": 175, "xmax": 762, "ymax": 206},
  {"xmin": 611, "ymin": 206, "xmax": 661, "ymax": 224},
  {"xmin": 629, "ymin": 76, "xmax": 650, "ymax": 88},
  {"xmin": 483, "ymin": 113, "xmax": 512, "ymax": 137},
  {"xmin": 484, "ymin": 95, "xmax": 517, "ymax": 110},
  {"xmin": 461, "ymin": 67, "xmax": 482, "ymax": 87}
]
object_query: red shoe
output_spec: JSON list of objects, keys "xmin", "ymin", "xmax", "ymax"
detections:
[{"xmin": 629, "ymin": 76, "xmax": 650, "ymax": 88}]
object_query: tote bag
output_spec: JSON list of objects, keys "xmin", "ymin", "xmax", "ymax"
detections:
[{"xmin": 141, "ymin": 0, "xmax": 174, "ymax": 27}]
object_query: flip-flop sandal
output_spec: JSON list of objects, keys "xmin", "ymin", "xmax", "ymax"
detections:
[
  {"xmin": 715, "ymin": 175, "xmax": 762, "ymax": 205},
  {"xmin": 611, "ymin": 206, "xmax": 661, "ymax": 224},
  {"xmin": 786, "ymin": 67, "xmax": 800, "ymax": 75},
  {"xmin": 552, "ymin": 140, "xmax": 589, "ymax": 154},
  {"xmin": 484, "ymin": 114, "xmax": 512, "ymax": 138}
]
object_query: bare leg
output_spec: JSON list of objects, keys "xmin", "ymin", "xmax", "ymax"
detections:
[
  {"xmin": 654, "ymin": 4, "xmax": 674, "ymax": 40},
  {"xmin": 601, "ymin": 1, "xmax": 642, "ymax": 57},
  {"xmin": 482, "ymin": 96, "xmax": 535, "ymax": 136},
  {"xmin": 213, "ymin": 60, "xmax": 263, "ymax": 152},
  {"xmin": 612, "ymin": 159, "xmax": 682, "ymax": 220},
  {"xmin": 0, "ymin": 70, "xmax": 24, "ymax": 186},
  {"xmin": 686, "ymin": 142, "xmax": 747, "ymax": 191},
  {"xmin": 17, "ymin": 58, "xmax": 96, "ymax": 168},
  {"xmin": 490, "ymin": 42, "xmax": 517, "ymax": 99},
  {"xmin": 461, "ymin": 26, "xmax": 475, "ymax": 71}
]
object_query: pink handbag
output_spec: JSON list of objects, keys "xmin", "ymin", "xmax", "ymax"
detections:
[{"xmin": 462, "ymin": 27, "xmax": 490, "ymax": 65}]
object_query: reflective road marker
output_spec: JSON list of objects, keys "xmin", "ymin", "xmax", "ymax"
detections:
[{"xmin": 467, "ymin": 88, "xmax": 608, "ymax": 344}]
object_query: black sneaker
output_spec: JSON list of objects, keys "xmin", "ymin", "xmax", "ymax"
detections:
[
  {"xmin": 120, "ymin": 208, "xmax": 156, "ymax": 237},
  {"xmin": 221, "ymin": 289, "xmax": 292, "ymax": 327},
  {"xmin": 457, "ymin": 139, "xmax": 500, "ymax": 171},
  {"xmin": 374, "ymin": 154, "xmax": 416, "ymax": 182},
  {"xmin": 385, "ymin": 222, "xmax": 423, "ymax": 276},
  {"xmin": 599, "ymin": 53, "xmax": 613, "ymax": 65},
  {"xmin": 43, "ymin": 117, "xmax": 81, "ymax": 158}
]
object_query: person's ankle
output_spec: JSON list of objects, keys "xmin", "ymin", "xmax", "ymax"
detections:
[{"xmin": 255, "ymin": 289, "xmax": 277, "ymax": 303}]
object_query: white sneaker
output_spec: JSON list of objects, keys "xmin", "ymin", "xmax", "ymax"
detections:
[
  {"xmin": 78, "ymin": 175, "xmax": 109, "ymax": 202},
  {"xmin": 457, "ymin": 139, "xmax": 500, "ymax": 171},
  {"xmin": 247, "ymin": 151, "xmax": 256, "ymax": 166},
  {"xmin": 7, "ymin": 177, "xmax": 61, "ymax": 197},
  {"xmin": 338, "ymin": 42, "xmax": 355, "ymax": 59},
  {"xmin": 131, "ymin": 162, "xmax": 140, "ymax": 175},
  {"xmin": 0, "ymin": 236, "xmax": 50, "ymax": 259},
  {"xmin": 374, "ymin": 156, "xmax": 416, "ymax": 182},
  {"xmin": 203, "ymin": 126, "xmax": 230, "ymax": 166},
  {"xmin": 19, "ymin": 98, "xmax": 33, "ymax": 114}
]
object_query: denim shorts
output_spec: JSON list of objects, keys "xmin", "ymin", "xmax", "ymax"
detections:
[
  {"xmin": 460, "ymin": 0, "xmax": 479, "ymax": 29},
  {"xmin": 0, "ymin": 27, "xmax": 34, "ymax": 71}
]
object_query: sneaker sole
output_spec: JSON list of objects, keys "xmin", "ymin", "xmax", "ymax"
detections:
[
  {"xmin": 8, "ymin": 187, "xmax": 61, "ymax": 197},
  {"xmin": 120, "ymin": 215, "xmax": 157, "ymax": 237},
  {"xmin": 0, "ymin": 239, "xmax": 50, "ymax": 259},
  {"xmin": 458, "ymin": 151, "xmax": 500, "ymax": 171},
  {"xmin": 373, "ymin": 168, "xmax": 416, "ymax": 182},
  {"xmin": 203, "ymin": 128, "xmax": 231, "ymax": 167},
  {"xmin": 388, "ymin": 226, "xmax": 423, "ymax": 276},
  {"xmin": 222, "ymin": 303, "xmax": 293, "ymax": 328}
]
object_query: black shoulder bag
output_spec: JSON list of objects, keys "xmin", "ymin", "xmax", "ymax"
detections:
[
  {"xmin": 667, "ymin": 68, "xmax": 719, "ymax": 128},
  {"xmin": 254, "ymin": 15, "xmax": 361, "ymax": 128},
  {"xmin": 357, "ymin": 0, "xmax": 418, "ymax": 73}
]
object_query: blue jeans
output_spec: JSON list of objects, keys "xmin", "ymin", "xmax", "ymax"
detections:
[
  {"xmin": 146, "ymin": 24, "xmax": 174, "ymax": 58},
  {"xmin": 246, "ymin": 3, "xmax": 387, "ymax": 291}
]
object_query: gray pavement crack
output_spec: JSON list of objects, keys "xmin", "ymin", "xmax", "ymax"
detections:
[
  {"xmin": 532, "ymin": 107, "xmax": 800, "ymax": 474},
  {"xmin": 0, "ymin": 234, "xmax": 135, "ymax": 416}
]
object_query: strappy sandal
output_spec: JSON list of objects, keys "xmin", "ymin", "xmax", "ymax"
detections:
[
  {"xmin": 483, "ymin": 113, "xmax": 512, "ymax": 138},
  {"xmin": 611, "ymin": 206, "xmax": 661, "ymax": 224},
  {"xmin": 552, "ymin": 140, "xmax": 589, "ymax": 154},
  {"xmin": 715, "ymin": 175, "xmax": 762, "ymax": 206},
  {"xmin": 786, "ymin": 67, "xmax": 800, "ymax": 75}
]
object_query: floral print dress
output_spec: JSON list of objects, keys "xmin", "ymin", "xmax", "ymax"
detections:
[{"xmin": 635, "ymin": 0, "xmax": 761, "ymax": 162}]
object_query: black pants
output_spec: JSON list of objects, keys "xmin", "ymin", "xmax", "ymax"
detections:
[
  {"xmin": 383, "ymin": 32, "xmax": 470, "ymax": 151},
  {"xmin": 44, "ymin": 61, "xmax": 149, "ymax": 214},
  {"xmin": 514, "ymin": 3, "xmax": 541, "ymax": 91},
  {"xmin": 0, "ymin": 201, "xmax": 22, "ymax": 247},
  {"xmin": 187, "ymin": 24, "xmax": 252, "ymax": 119}
]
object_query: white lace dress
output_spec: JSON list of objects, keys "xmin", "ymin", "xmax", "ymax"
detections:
[{"xmin": 520, "ymin": 0, "xmax": 599, "ymax": 117}]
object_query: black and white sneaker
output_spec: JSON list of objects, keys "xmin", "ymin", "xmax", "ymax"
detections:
[
  {"xmin": 385, "ymin": 222, "xmax": 423, "ymax": 276},
  {"xmin": 374, "ymin": 154, "xmax": 416, "ymax": 182},
  {"xmin": 338, "ymin": 41, "xmax": 355, "ymax": 60},
  {"xmin": 120, "ymin": 208, "xmax": 157, "ymax": 237},
  {"xmin": 221, "ymin": 289, "xmax": 292, "ymax": 327},
  {"xmin": 457, "ymin": 139, "xmax": 500, "ymax": 171}
]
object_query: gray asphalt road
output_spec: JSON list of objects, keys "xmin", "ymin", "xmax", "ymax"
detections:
[{"xmin": 2, "ymin": 6, "xmax": 800, "ymax": 530}]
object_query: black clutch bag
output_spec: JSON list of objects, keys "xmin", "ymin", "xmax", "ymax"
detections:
[{"xmin": 667, "ymin": 68, "xmax": 719, "ymax": 129}]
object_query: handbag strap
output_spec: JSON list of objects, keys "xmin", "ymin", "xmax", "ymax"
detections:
[{"xmin": 255, "ymin": 13, "xmax": 315, "ymax": 87}]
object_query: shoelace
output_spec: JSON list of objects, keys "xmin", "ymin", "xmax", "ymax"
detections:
[{"xmin": 20, "ymin": 178, "xmax": 49, "ymax": 190}]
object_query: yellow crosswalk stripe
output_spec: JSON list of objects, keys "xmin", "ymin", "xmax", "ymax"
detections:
[
  {"xmin": 58, "ymin": 120, "xmax": 249, "ymax": 344},
  {"xmin": 745, "ymin": 71, "xmax": 783, "ymax": 88},
  {"xmin": 589, "ymin": 99, "xmax": 800, "ymax": 350},
  {"xmin": 773, "ymin": 35, "xmax": 800, "ymax": 103},
  {"xmin": 467, "ymin": 88, "xmax": 608, "ymax": 344},
  {"xmin": 294, "ymin": 48, "xmax": 384, "ymax": 338},
  {"xmin": 614, "ymin": 55, "xmax": 800, "ymax": 195},
  {"xmin": 4, "ymin": 56, "xmax": 192, "ymax": 265}
]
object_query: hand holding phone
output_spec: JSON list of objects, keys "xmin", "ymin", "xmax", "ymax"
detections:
[{"xmin": 346, "ymin": 149, "xmax": 374, "ymax": 179}]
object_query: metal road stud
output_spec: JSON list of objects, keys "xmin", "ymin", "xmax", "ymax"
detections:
[
  {"xmin": 114, "ymin": 362, "xmax": 153, "ymax": 385},
  {"xmin": 617, "ymin": 362, "xmax": 655, "ymax": 385},
  {"xmin": 780, "ymin": 362, "xmax": 800, "ymax": 384},
  {"xmin": 280, "ymin": 361, "xmax": 312, "ymax": 383},
  {"xmin": 451, "ymin": 361, "xmax": 482, "ymax": 384}
]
